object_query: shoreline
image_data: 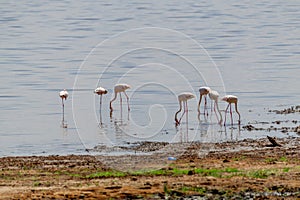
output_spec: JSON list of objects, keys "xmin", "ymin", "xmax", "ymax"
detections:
[{"xmin": 1, "ymin": 137, "xmax": 299, "ymax": 199}]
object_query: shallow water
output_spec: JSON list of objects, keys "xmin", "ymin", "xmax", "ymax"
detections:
[{"xmin": 0, "ymin": 1, "xmax": 299, "ymax": 156}]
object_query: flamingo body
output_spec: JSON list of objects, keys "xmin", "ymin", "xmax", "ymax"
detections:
[
  {"xmin": 178, "ymin": 92, "xmax": 195, "ymax": 102},
  {"xmin": 110, "ymin": 83, "xmax": 131, "ymax": 111},
  {"xmin": 175, "ymin": 92, "xmax": 195, "ymax": 126},
  {"xmin": 199, "ymin": 86, "xmax": 211, "ymax": 95},
  {"xmin": 94, "ymin": 87, "xmax": 108, "ymax": 95},
  {"xmin": 222, "ymin": 95, "xmax": 238, "ymax": 103},
  {"xmin": 208, "ymin": 90, "xmax": 222, "ymax": 124},
  {"xmin": 222, "ymin": 95, "xmax": 241, "ymax": 125},
  {"xmin": 114, "ymin": 84, "xmax": 130, "ymax": 93},
  {"xmin": 208, "ymin": 90, "xmax": 219, "ymax": 101},
  {"xmin": 59, "ymin": 89, "xmax": 69, "ymax": 100}
]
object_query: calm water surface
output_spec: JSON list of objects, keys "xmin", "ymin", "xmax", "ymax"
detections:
[{"xmin": 1, "ymin": 1, "xmax": 299, "ymax": 156}]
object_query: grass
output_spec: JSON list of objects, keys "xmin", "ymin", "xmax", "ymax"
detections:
[
  {"xmin": 143, "ymin": 167, "xmax": 282, "ymax": 179},
  {"xmin": 233, "ymin": 155, "xmax": 247, "ymax": 161},
  {"xmin": 132, "ymin": 168, "xmax": 189, "ymax": 176},
  {"xmin": 194, "ymin": 167, "xmax": 239, "ymax": 178},
  {"xmin": 246, "ymin": 169, "xmax": 277, "ymax": 179},
  {"xmin": 131, "ymin": 167, "xmax": 240, "ymax": 178},
  {"xmin": 264, "ymin": 156, "xmax": 288, "ymax": 163},
  {"xmin": 48, "ymin": 165, "xmax": 298, "ymax": 180},
  {"xmin": 283, "ymin": 167, "xmax": 290, "ymax": 173},
  {"xmin": 180, "ymin": 186, "xmax": 206, "ymax": 194},
  {"xmin": 131, "ymin": 169, "xmax": 168, "ymax": 176},
  {"xmin": 69, "ymin": 173, "xmax": 82, "ymax": 178},
  {"xmin": 86, "ymin": 171, "xmax": 127, "ymax": 179},
  {"xmin": 265, "ymin": 158, "xmax": 277, "ymax": 164},
  {"xmin": 163, "ymin": 184, "xmax": 171, "ymax": 195},
  {"xmin": 279, "ymin": 156, "xmax": 288, "ymax": 162},
  {"xmin": 3, "ymin": 165, "xmax": 291, "ymax": 182},
  {"xmin": 179, "ymin": 186, "xmax": 230, "ymax": 197},
  {"xmin": 83, "ymin": 167, "xmax": 241, "ymax": 179},
  {"xmin": 33, "ymin": 181, "xmax": 42, "ymax": 187},
  {"xmin": 172, "ymin": 168, "xmax": 190, "ymax": 176}
]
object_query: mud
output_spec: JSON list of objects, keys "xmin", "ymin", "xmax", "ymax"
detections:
[{"xmin": 0, "ymin": 137, "xmax": 299, "ymax": 199}]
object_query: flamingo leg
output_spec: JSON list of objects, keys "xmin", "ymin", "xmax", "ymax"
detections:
[
  {"xmin": 213, "ymin": 101, "xmax": 216, "ymax": 113},
  {"xmin": 119, "ymin": 93, "xmax": 122, "ymax": 111},
  {"xmin": 197, "ymin": 94, "xmax": 202, "ymax": 113},
  {"xmin": 214, "ymin": 101, "xmax": 219, "ymax": 122},
  {"xmin": 185, "ymin": 101, "xmax": 188, "ymax": 124},
  {"xmin": 100, "ymin": 95, "xmax": 102, "ymax": 110},
  {"xmin": 185, "ymin": 101, "xmax": 188, "ymax": 142},
  {"xmin": 235, "ymin": 102, "xmax": 241, "ymax": 125},
  {"xmin": 230, "ymin": 103, "xmax": 233, "ymax": 125},
  {"xmin": 123, "ymin": 91, "xmax": 130, "ymax": 111},
  {"xmin": 197, "ymin": 95, "xmax": 202, "ymax": 121},
  {"xmin": 204, "ymin": 96, "xmax": 208, "ymax": 116},
  {"xmin": 215, "ymin": 100, "xmax": 223, "ymax": 124},
  {"xmin": 99, "ymin": 95, "xmax": 103, "ymax": 124},
  {"xmin": 224, "ymin": 103, "xmax": 230, "ymax": 126},
  {"xmin": 61, "ymin": 98, "xmax": 65, "ymax": 123}
]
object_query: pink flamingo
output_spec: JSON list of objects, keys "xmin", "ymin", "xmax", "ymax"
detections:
[
  {"xmin": 222, "ymin": 95, "xmax": 241, "ymax": 126},
  {"xmin": 94, "ymin": 87, "xmax": 108, "ymax": 111},
  {"xmin": 110, "ymin": 84, "xmax": 131, "ymax": 111},
  {"xmin": 94, "ymin": 87, "xmax": 108, "ymax": 123},
  {"xmin": 197, "ymin": 86, "xmax": 211, "ymax": 117},
  {"xmin": 175, "ymin": 92, "xmax": 195, "ymax": 126},
  {"xmin": 59, "ymin": 89, "xmax": 68, "ymax": 126},
  {"xmin": 208, "ymin": 90, "xmax": 222, "ymax": 124}
]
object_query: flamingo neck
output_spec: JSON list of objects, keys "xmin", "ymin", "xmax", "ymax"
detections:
[
  {"xmin": 215, "ymin": 100, "xmax": 222, "ymax": 122},
  {"xmin": 235, "ymin": 102, "xmax": 241, "ymax": 122},
  {"xmin": 197, "ymin": 94, "xmax": 203, "ymax": 112},
  {"xmin": 109, "ymin": 92, "xmax": 118, "ymax": 110},
  {"xmin": 175, "ymin": 100, "xmax": 183, "ymax": 123}
]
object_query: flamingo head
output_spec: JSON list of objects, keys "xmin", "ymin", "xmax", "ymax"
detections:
[
  {"xmin": 187, "ymin": 93, "xmax": 196, "ymax": 100},
  {"xmin": 124, "ymin": 84, "xmax": 131, "ymax": 90}
]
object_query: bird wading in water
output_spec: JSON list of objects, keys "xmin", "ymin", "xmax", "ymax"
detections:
[
  {"xmin": 208, "ymin": 90, "xmax": 222, "ymax": 124},
  {"xmin": 59, "ymin": 89, "xmax": 69, "ymax": 127},
  {"xmin": 197, "ymin": 86, "xmax": 211, "ymax": 118},
  {"xmin": 222, "ymin": 95, "xmax": 241, "ymax": 126},
  {"xmin": 110, "ymin": 84, "xmax": 131, "ymax": 112},
  {"xmin": 94, "ymin": 87, "xmax": 108, "ymax": 124},
  {"xmin": 175, "ymin": 92, "xmax": 196, "ymax": 126}
]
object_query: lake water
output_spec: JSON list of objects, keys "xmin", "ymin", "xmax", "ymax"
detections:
[{"xmin": 1, "ymin": 1, "xmax": 299, "ymax": 157}]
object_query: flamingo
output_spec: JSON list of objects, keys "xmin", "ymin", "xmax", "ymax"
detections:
[
  {"xmin": 109, "ymin": 83, "xmax": 131, "ymax": 111},
  {"xmin": 208, "ymin": 90, "xmax": 222, "ymax": 124},
  {"xmin": 197, "ymin": 86, "xmax": 211, "ymax": 117},
  {"xmin": 222, "ymin": 95, "xmax": 241, "ymax": 126},
  {"xmin": 59, "ymin": 89, "xmax": 68, "ymax": 127},
  {"xmin": 94, "ymin": 87, "xmax": 108, "ymax": 124},
  {"xmin": 175, "ymin": 92, "xmax": 195, "ymax": 126}
]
